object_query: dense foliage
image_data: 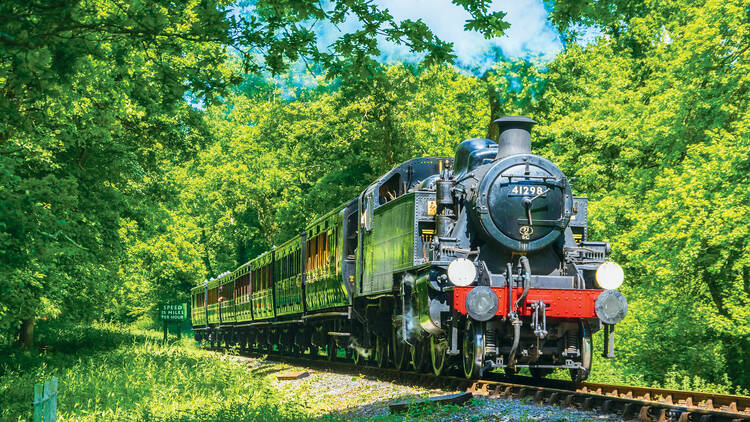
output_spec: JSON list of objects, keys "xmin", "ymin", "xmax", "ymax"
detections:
[
  {"xmin": 0, "ymin": 0, "xmax": 234, "ymax": 346},
  {"xmin": 537, "ymin": 0, "xmax": 750, "ymax": 389},
  {"xmin": 1, "ymin": 0, "xmax": 747, "ymax": 393}
]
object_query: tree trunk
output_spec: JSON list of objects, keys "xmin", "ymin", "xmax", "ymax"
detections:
[
  {"xmin": 200, "ymin": 227, "xmax": 215, "ymax": 277},
  {"xmin": 19, "ymin": 318, "xmax": 34, "ymax": 349}
]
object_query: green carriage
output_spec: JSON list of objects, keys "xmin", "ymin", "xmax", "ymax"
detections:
[{"xmin": 251, "ymin": 252, "xmax": 274, "ymax": 320}]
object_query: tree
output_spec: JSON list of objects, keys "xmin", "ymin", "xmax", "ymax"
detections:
[
  {"xmin": 0, "ymin": 0, "xmax": 231, "ymax": 345},
  {"xmin": 529, "ymin": 0, "xmax": 750, "ymax": 389}
]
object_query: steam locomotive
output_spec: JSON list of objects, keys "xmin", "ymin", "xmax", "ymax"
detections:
[{"xmin": 190, "ymin": 116, "xmax": 627, "ymax": 381}]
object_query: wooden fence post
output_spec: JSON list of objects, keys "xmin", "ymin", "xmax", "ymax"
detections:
[
  {"xmin": 48, "ymin": 378, "xmax": 57, "ymax": 421},
  {"xmin": 33, "ymin": 383, "xmax": 43, "ymax": 421},
  {"xmin": 33, "ymin": 377, "xmax": 58, "ymax": 421}
]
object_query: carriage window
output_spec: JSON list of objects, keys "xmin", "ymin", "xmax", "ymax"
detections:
[
  {"xmin": 322, "ymin": 232, "xmax": 329, "ymax": 266},
  {"xmin": 330, "ymin": 229, "xmax": 336, "ymax": 263},
  {"xmin": 314, "ymin": 235, "xmax": 321, "ymax": 269},
  {"xmin": 306, "ymin": 237, "xmax": 312, "ymax": 271},
  {"xmin": 234, "ymin": 274, "xmax": 248, "ymax": 298},
  {"xmin": 297, "ymin": 249, "xmax": 301, "ymax": 274}
]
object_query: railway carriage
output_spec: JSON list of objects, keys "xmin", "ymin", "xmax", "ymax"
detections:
[{"xmin": 191, "ymin": 116, "xmax": 628, "ymax": 381}]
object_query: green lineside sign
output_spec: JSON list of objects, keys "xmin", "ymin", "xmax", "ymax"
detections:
[{"xmin": 160, "ymin": 303, "xmax": 188, "ymax": 321}]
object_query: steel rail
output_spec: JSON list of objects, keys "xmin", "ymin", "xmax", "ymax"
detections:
[{"xmin": 210, "ymin": 346, "xmax": 750, "ymax": 422}]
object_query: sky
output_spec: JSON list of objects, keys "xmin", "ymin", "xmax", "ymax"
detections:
[
  {"xmin": 223, "ymin": 0, "xmax": 589, "ymax": 95},
  {"xmin": 313, "ymin": 0, "xmax": 565, "ymax": 72}
]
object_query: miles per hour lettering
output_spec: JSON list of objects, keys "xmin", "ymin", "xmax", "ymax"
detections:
[{"xmin": 509, "ymin": 185, "xmax": 546, "ymax": 196}]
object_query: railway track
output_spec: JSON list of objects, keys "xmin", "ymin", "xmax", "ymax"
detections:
[{"xmin": 213, "ymin": 346, "xmax": 750, "ymax": 422}]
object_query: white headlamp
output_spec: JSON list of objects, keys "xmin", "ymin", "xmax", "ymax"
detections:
[
  {"xmin": 447, "ymin": 258, "xmax": 477, "ymax": 287},
  {"xmin": 596, "ymin": 261, "xmax": 624, "ymax": 290}
]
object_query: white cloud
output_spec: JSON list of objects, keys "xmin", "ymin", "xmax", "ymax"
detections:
[
  {"xmin": 312, "ymin": 0, "xmax": 562, "ymax": 72},
  {"xmin": 231, "ymin": 0, "xmax": 564, "ymax": 77},
  {"xmin": 383, "ymin": 0, "xmax": 560, "ymax": 63}
]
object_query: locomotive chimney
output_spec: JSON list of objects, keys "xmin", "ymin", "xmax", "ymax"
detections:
[{"xmin": 492, "ymin": 116, "xmax": 537, "ymax": 159}]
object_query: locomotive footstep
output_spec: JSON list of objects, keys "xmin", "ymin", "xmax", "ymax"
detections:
[{"xmin": 389, "ymin": 392, "xmax": 473, "ymax": 412}]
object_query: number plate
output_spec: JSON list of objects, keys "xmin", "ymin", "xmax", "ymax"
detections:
[{"xmin": 508, "ymin": 184, "xmax": 547, "ymax": 197}]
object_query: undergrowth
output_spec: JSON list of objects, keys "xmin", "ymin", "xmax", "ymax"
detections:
[{"xmin": 0, "ymin": 322, "xmax": 308, "ymax": 421}]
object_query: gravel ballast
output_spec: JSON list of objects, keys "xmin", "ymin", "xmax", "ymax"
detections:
[{"xmin": 227, "ymin": 354, "xmax": 621, "ymax": 421}]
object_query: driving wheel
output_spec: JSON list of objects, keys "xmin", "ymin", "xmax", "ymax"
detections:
[
  {"xmin": 462, "ymin": 320, "xmax": 484, "ymax": 379},
  {"xmin": 431, "ymin": 336, "xmax": 449, "ymax": 376}
]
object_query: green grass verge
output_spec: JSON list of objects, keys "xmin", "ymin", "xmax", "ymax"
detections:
[{"xmin": 0, "ymin": 323, "xmax": 308, "ymax": 421}]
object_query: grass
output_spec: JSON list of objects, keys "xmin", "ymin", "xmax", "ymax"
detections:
[
  {"xmin": 0, "ymin": 322, "xmax": 635, "ymax": 422},
  {"xmin": 0, "ymin": 323, "xmax": 308, "ymax": 421}
]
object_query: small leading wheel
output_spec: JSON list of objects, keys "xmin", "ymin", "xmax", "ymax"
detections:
[
  {"xmin": 392, "ymin": 324, "xmax": 409, "ymax": 370},
  {"xmin": 375, "ymin": 335, "xmax": 389, "ymax": 368},
  {"xmin": 411, "ymin": 341, "xmax": 429, "ymax": 372},
  {"xmin": 569, "ymin": 322, "xmax": 592, "ymax": 383},
  {"xmin": 462, "ymin": 320, "xmax": 484, "ymax": 379},
  {"xmin": 430, "ymin": 336, "xmax": 449, "ymax": 376},
  {"xmin": 327, "ymin": 338, "xmax": 337, "ymax": 361}
]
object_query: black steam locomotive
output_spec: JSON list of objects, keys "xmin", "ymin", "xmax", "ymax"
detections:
[{"xmin": 190, "ymin": 116, "xmax": 627, "ymax": 381}]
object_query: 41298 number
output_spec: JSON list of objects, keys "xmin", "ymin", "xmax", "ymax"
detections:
[{"xmin": 509, "ymin": 185, "xmax": 546, "ymax": 196}]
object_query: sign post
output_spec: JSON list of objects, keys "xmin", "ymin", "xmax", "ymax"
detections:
[{"xmin": 159, "ymin": 302, "xmax": 188, "ymax": 342}]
